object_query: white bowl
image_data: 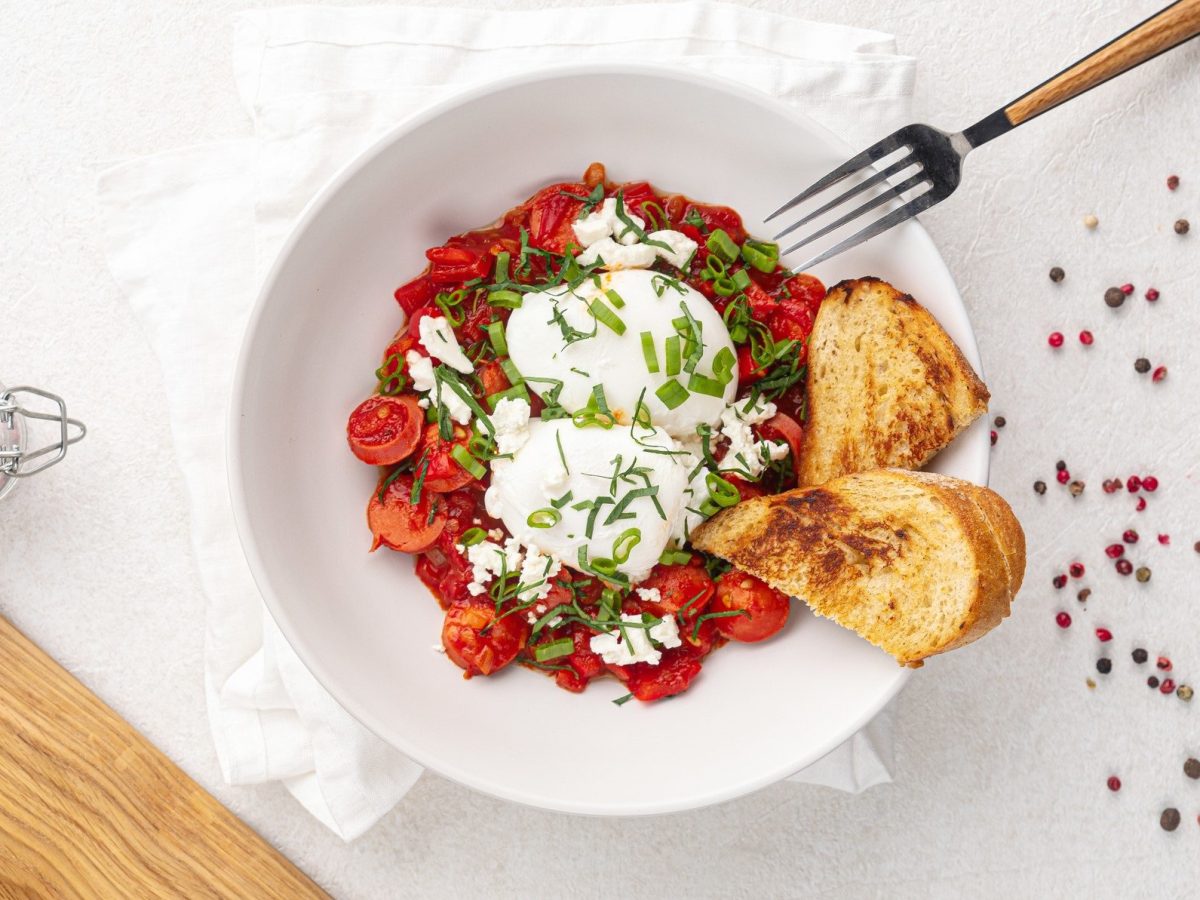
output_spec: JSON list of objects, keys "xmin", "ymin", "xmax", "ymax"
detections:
[{"xmin": 230, "ymin": 64, "xmax": 989, "ymax": 816}]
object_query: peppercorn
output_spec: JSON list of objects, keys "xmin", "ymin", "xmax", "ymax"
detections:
[
  {"xmin": 1194, "ymin": 540, "xmax": 1200, "ymax": 553},
  {"xmin": 1127, "ymin": 476, "xmax": 1142, "ymax": 494},
  {"xmin": 1106, "ymin": 544, "xmax": 1125, "ymax": 559},
  {"xmin": 1048, "ymin": 331, "xmax": 1064, "ymax": 348},
  {"xmin": 1157, "ymin": 656, "xmax": 1172, "ymax": 671},
  {"xmin": 1149, "ymin": 676, "xmax": 1160, "ymax": 688},
  {"xmin": 994, "ymin": 416, "xmax": 1006, "ymax": 428},
  {"xmin": 990, "ymin": 430, "xmax": 997, "ymax": 446},
  {"xmin": 1123, "ymin": 529, "xmax": 1139, "ymax": 543},
  {"xmin": 1167, "ymin": 175, "xmax": 1180, "ymax": 191},
  {"xmin": 1095, "ymin": 627, "xmax": 1112, "ymax": 642},
  {"xmin": 1049, "ymin": 266, "xmax": 1065, "ymax": 283},
  {"xmin": 1055, "ymin": 611, "xmax": 1072, "ymax": 629},
  {"xmin": 1116, "ymin": 559, "xmax": 1133, "ymax": 576},
  {"xmin": 1079, "ymin": 330, "xmax": 1094, "ymax": 346},
  {"xmin": 1136, "ymin": 497, "xmax": 1147, "ymax": 512},
  {"xmin": 1084, "ymin": 214, "xmax": 1099, "ymax": 229},
  {"xmin": 1134, "ymin": 358, "xmax": 1151, "ymax": 374},
  {"xmin": 1069, "ymin": 562, "xmax": 1085, "ymax": 578},
  {"xmin": 1055, "ymin": 460, "xmax": 1067, "ymax": 472},
  {"xmin": 1096, "ymin": 657, "xmax": 1112, "ymax": 674},
  {"xmin": 1132, "ymin": 648, "xmax": 1148, "ymax": 664},
  {"xmin": 1185, "ymin": 758, "xmax": 1200, "ymax": 779},
  {"xmin": 1175, "ymin": 218, "xmax": 1190, "ymax": 235},
  {"xmin": 1034, "ymin": 480, "xmax": 1047, "ymax": 495},
  {"xmin": 1056, "ymin": 469, "xmax": 1070, "ymax": 484},
  {"xmin": 1160, "ymin": 678, "xmax": 1176, "ymax": 694},
  {"xmin": 1161, "ymin": 808, "xmax": 1181, "ymax": 832},
  {"xmin": 1053, "ymin": 574, "xmax": 1068, "ymax": 589},
  {"xmin": 1104, "ymin": 287, "xmax": 1126, "ymax": 308},
  {"xmin": 1121, "ymin": 283, "xmax": 1134, "ymax": 295},
  {"xmin": 1179, "ymin": 685, "xmax": 1195, "ymax": 702},
  {"xmin": 1152, "ymin": 365, "xmax": 1168, "ymax": 383},
  {"xmin": 1136, "ymin": 566, "xmax": 1151, "ymax": 583},
  {"xmin": 1107, "ymin": 775, "xmax": 1121, "ymax": 791},
  {"xmin": 1158, "ymin": 534, "xmax": 1170, "ymax": 545},
  {"xmin": 1077, "ymin": 588, "xmax": 1092, "ymax": 602},
  {"xmin": 1069, "ymin": 480, "xmax": 1085, "ymax": 497},
  {"xmin": 1146, "ymin": 288, "xmax": 1160, "ymax": 302}
]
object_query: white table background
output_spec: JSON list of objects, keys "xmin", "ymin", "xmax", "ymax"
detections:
[{"xmin": 3, "ymin": 1, "xmax": 1198, "ymax": 896}]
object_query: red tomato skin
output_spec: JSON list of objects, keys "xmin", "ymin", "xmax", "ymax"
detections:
[
  {"xmin": 553, "ymin": 625, "xmax": 606, "ymax": 693},
  {"xmin": 758, "ymin": 412, "xmax": 804, "ymax": 484},
  {"xmin": 476, "ymin": 360, "xmax": 511, "ymax": 398},
  {"xmin": 425, "ymin": 245, "xmax": 491, "ymax": 283},
  {"xmin": 637, "ymin": 563, "xmax": 716, "ymax": 625},
  {"xmin": 725, "ymin": 475, "xmax": 767, "ymax": 503},
  {"xmin": 394, "ymin": 277, "xmax": 434, "ymax": 315},
  {"xmin": 367, "ymin": 473, "xmax": 447, "ymax": 553},
  {"xmin": 782, "ymin": 273, "xmax": 826, "ymax": 310},
  {"xmin": 525, "ymin": 182, "xmax": 587, "ymax": 253},
  {"xmin": 442, "ymin": 599, "xmax": 529, "ymax": 677},
  {"xmin": 346, "ymin": 394, "xmax": 423, "ymax": 466},
  {"xmin": 623, "ymin": 649, "xmax": 704, "ymax": 702},
  {"xmin": 418, "ymin": 423, "xmax": 476, "ymax": 493},
  {"xmin": 736, "ymin": 345, "xmax": 767, "ymax": 385},
  {"xmin": 711, "ymin": 572, "xmax": 791, "ymax": 642}
]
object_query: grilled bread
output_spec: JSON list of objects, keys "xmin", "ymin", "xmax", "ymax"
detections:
[
  {"xmin": 798, "ymin": 278, "xmax": 989, "ymax": 487},
  {"xmin": 690, "ymin": 468, "xmax": 1025, "ymax": 667}
]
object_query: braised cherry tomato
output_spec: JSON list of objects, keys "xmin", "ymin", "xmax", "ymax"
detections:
[
  {"xmin": 742, "ymin": 280, "xmax": 778, "ymax": 321},
  {"xmin": 725, "ymin": 475, "xmax": 767, "ymax": 503},
  {"xmin": 442, "ymin": 599, "xmax": 529, "ymax": 677},
  {"xmin": 757, "ymin": 412, "xmax": 803, "ymax": 482},
  {"xmin": 637, "ymin": 562, "xmax": 716, "ymax": 625},
  {"xmin": 680, "ymin": 203, "xmax": 747, "ymax": 244},
  {"xmin": 526, "ymin": 182, "xmax": 587, "ymax": 253},
  {"xmin": 407, "ymin": 306, "xmax": 439, "ymax": 340},
  {"xmin": 394, "ymin": 276, "xmax": 434, "ymax": 315},
  {"xmin": 782, "ymin": 273, "xmax": 826, "ymax": 311},
  {"xmin": 737, "ymin": 345, "xmax": 767, "ymax": 385},
  {"xmin": 622, "ymin": 648, "xmax": 704, "ymax": 702},
  {"xmin": 553, "ymin": 624, "xmax": 606, "ymax": 693},
  {"xmin": 346, "ymin": 394, "xmax": 423, "ymax": 466},
  {"xmin": 425, "ymin": 245, "xmax": 490, "ymax": 283},
  {"xmin": 476, "ymin": 360, "xmax": 511, "ymax": 398},
  {"xmin": 418, "ymin": 423, "xmax": 477, "ymax": 493},
  {"xmin": 767, "ymin": 304, "xmax": 814, "ymax": 347},
  {"xmin": 711, "ymin": 571, "xmax": 790, "ymax": 642},
  {"xmin": 617, "ymin": 181, "xmax": 659, "ymax": 222},
  {"xmin": 367, "ymin": 472, "xmax": 447, "ymax": 553}
]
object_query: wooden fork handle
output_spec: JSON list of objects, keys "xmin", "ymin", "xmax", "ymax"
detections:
[{"xmin": 1005, "ymin": 0, "xmax": 1200, "ymax": 126}]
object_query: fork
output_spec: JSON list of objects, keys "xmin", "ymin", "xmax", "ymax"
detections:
[{"xmin": 767, "ymin": 0, "xmax": 1200, "ymax": 269}]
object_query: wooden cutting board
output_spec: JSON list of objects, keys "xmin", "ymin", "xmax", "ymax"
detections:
[{"xmin": 0, "ymin": 615, "xmax": 329, "ymax": 898}]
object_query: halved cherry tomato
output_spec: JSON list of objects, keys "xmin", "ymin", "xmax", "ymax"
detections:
[
  {"xmin": 419, "ymin": 423, "xmax": 477, "ymax": 493},
  {"xmin": 680, "ymin": 203, "xmax": 747, "ymax": 244},
  {"xmin": 426, "ymin": 245, "xmax": 491, "ymax": 283},
  {"xmin": 406, "ymin": 305, "xmax": 439, "ymax": 340},
  {"xmin": 737, "ymin": 345, "xmax": 767, "ymax": 385},
  {"xmin": 367, "ymin": 472, "xmax": 446, "ymax": 553},
  {"xmin": 622, "ymin": 648, "xmax": 704, "ymax": 702},
  {"xmin": 711, "ymin": 571, "xmax": 790, "ymax": 642},
  {"xmin": 637, "ymin": 562, "xmax": 716, "ymax": 626},
  {"xmin": 742, "ymin": 280, "xmax": 778, "ymax": 321},
  {"xmin": 553, "ymin": 624, "xmax": 606, "ymax": 693},
  {"xmin": 782, "ymin": 273, "xmax": 826, "ymax": 310},
  {"xmin": 476, "ymin": 360, "xmax": 511, "ymax": 398},
  {"xmin": 526, "ymin": 182, "xmax": 587, "ymax": 253},
  {"xmin": 382, "ymin": 329, "xmax": 417, "ymax": 363},
  {"xmin": 758, "ymin": 412, "xmax": 804, "ymax": 483},
  {"xmin": 346, "ymin": 394, "xmax": 423, "ymax": 466},
  {"xmin": 617, "ymin": 181, "xmax": 659, "ymax": 223},
  {"xmin": 394, "ymin": 276, "xmax": 434, "ymax": 315},
  {"xmin": 767, "ymin": 304, "xmax": 814, "ymax": 346},
  {"xmin": 725, "ymin": 475, "xmax": 767, "ymax": 503},
  {"xmin": 442, "ymin": 599, "xmax": 529, "ymax": 677}
]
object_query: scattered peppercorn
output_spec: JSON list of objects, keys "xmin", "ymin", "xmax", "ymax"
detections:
[
  {"xmin": 1120, "ymin": 283, "xmax": 1134, "ymax": 295},
  {"xmin": 1095, "ymin": 627, "xmax": 1112, "ymax": 642},
  {"xmin": 1116, "ymin": 559, "xmax": 1133, "ymax": 576},
  {"xmin": 1185, "ymin": 758, "xmax": 1200, "ymax": 780},
  {"xmin": 1107, "ymin": 775, "xmax": 1121, "ymax": 791},
  {"xmin": 1134, "ymin": 358, "xmax": 1151, "ymax": 374},
  {"xmin": 1068, "ymin": 480, "xmax": 1085, "ymax": 497},
  {"xmin": 1136, "ymin": 567, "xmax": 1151, "ymax": 583},
  {"xmin": 1142, "ymin": 476, "xmax": 1159, "ymax": 492},
  {"xmin": 1179, "ymin": 685, "xmax": 1194, "ymax": 702},
  {"xmin": 1127, "ymin": 477, "xmax": 1142, "ymax": 494},
  {"xmin": 1079, "ymin": 330, "xmax": 1094, "ymax": 346},
  {"xmin": 1132, "ymin": 648, "xmax": 1148, "ymax": 664},
  {"xmin": 1070, "ymin": 562, "xmax": 1085, "ymax": 578},
  {"xmin": 1104, "ymin": 287, "xmax": 1125, "ymax": 308},
  {"xmin": 1056, "ymin": 469, "xmax": 1071, "ymax": 484},
  {"xmin": 1157, "ymin": 656, "xmax": 1172, "ymax": 671},
  {"xmin": 1161, "ymin": 808, "xmax": 1181, "ymax": 832},
  {"xmin": 1103, "ymin": 478, "xmax": 1123, "ymax": 494},
  {"xmin": 1158, "ymin": 534, "xmax": 1170, "ymax": 545},
  {"xmin": 1152, "ymin": 365, "xmax": 1168, "ymax": 382},
  {"xmin": 1105, "ymin": 544, "xmax": 1125, "ymax": 559},
  {"xmin": 1149, "ymin": 675, "xmax": 1160, "ymax": 688},
  {"xmin": 1053, "ymin": 574, "xmax": 1068, "ymax": 589},
  {"xmin": 1084, "ymin": 214, "xmax": 1099, "ymax": 229},
  {"xmin": 1123, "ymin": 529, "xmax": 1139, "ymax": 543},
  {"xmin": 1136, "ymin": 497, "xmax": 1147, "ymax": 512},
  {"xmin": 1086, "ymin": 678, "xmax": 1096, "ymax": 690},
  {"xmin": 1077, "ymin": 588, "xmax": 1092, "ymax": 602},
  {"xmin": 1175, "ymin": 218, "xmax": 1190, "ymax": 235},
  {"xmin": 994, "ymin": 415, "xmax": 1006, "ymax": 428},
  {"xmin": 1048, "ymin": 331, "xmax": 1064, "ymax": 348},
  {"xmin": 990, "ymin": 430, "xmax": 997, "ymax": 446},
  {"xmin": 1055, "ymin": 460, "xmax": 1067, "ymax": 472},
  {"xmin": 1167, "ymin": 175, "xmax": 1180, "ymax": 191},
  {"xmin": 1160, "ymin": 678, "xmax": 1176, "ymax": 694},
  {"xmin": 1146, "ymin": 288, "xmax": 1160, "ymax": 302},
  {"xmin": 1034, "ymin": 480, "xmax": 1047, "ymax": 495},
  {"xmin": 1194, "ymin": 540, "xmax": 1200, "ymax": 554},
  {"xmin": 1049, "ymin": 266, "xmax": 1065, "ymax": 283},
  {"xmin": 1096, "ymin": 657, "xmax": 1112, "ymax": 674},
  {"xmin": 1056, "ymin": 611, "xmax": 1072, "ymax": 629}
]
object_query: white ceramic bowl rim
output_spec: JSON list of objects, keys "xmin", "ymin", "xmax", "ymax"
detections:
[{"xmin": 229, "ymin": 62, "xmax": 987, "ymax": 815}]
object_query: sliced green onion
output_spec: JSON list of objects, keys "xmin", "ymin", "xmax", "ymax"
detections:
[
  {"xmin": 485, "ymin": 383, "xmax": 529, "ymax": 410},
  {"xmin": 459, "ymin": 527, "xmax": 487, "ymax": 547},
  {"xmin": 702, "ymin": 255, "xmax": 727, "ymax": 281},
  {"xmin": 687, "ymin": 373, "xmax": 726, "ymax": 398},
  {"xmin": 375, "ymin": 352, "xmax": 406, "ymax": 395},
  {"xmin": 485, "ymin": 320, "xmax": 508, "ymax": 356},
  {"xmin": 425, "ymin": 406, "xmax": 438, "ymax": 424},
  {"xmin": 706, "ymin": 229, "xmax": 739, "ymax": 263},
  {"xmin": 467, "ymin": 430, "xmax": 493, "ymax": 459},
  {"xmin": 449, "ymin": 444, "xmax": 486, "ymax": 479},
  {"xmin": 488, "ymin": 289, "xmax": 523, "ymax": 309},
  {"xmin": 499, "ymin": 357, "xmax": 524, "ymax": 385},
  {"xmin": 527, "ymin": 507, "xmax": 561, "ymax": 529},
  {"xmin": 494, "ymin": 250, "xmax": 510, "ymax": 282},
  {"xmin": 659, "ymin": 548, "xmax": 692, "ymax": 566},
  {"xmin": 589, "ymin": 556, "xmax": 618, "ymax": 577},
  {"xmin": 656, "ymin": 378, "xmax": 689, "ymax": 409},
  {"xmin": 611, "ymin": 528, "xmax": 641, "ymax": 564},
  {"xmin": 712, "ymin": 276, "xmax": 737, "ymax": 297},
  {"xmin": 612, "ymin": 692, "xmax": 634, "ymax": 706},
  {"xmin": 589, "ymin": 298, "xmax": 626, "ymax": 335},
  {"xmin": 711, "ymin": 346, "xmax": 736, "ymax": 385},
  {"xmin": 639, "ymin": 331, "xmax": 660, "ymax": 373},
  {"xmin": 591, "ymin": 383, "xmax": 611, "ymax": 415},
  {"xmin": 572, "ymin": 409, "xmax": 615, "ymax": 429},
  {"xmin": 705, "ymin": 472, "xmax": 740, "ymax": 508},
  {"xmin": 435, "ymin": 292, "xmax": 465, "ymax": 326},
  {"xmin": 605, "ymin": 288, "xmax": 625, "ymax": 309},
  {"xmin": 664, "ymin": 335, "xmax": 681, "ymax": 376},
  {"xmin": 741, "ymin": 239, "xmax": 779, "ymax": 273},
  {"xmin": 641, "ymin": 201, "xmax": 668, "ymax": 231},
  {"xmin": 534, "ymin": 638, "xmax": 575, "ymax": 662},
  {"xmin": 730, "ymin": 268, "xmax": 752, "ymax": 290}
]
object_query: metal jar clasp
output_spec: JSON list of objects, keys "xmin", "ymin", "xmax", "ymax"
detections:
[{"xmin": 0, "ymin": 385, "xmax": 87, "ymax": 479}]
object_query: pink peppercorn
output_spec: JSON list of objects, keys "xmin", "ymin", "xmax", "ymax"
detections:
[
  {"xmin": 1160, "ymin": 678, "xmax": 1176, "ymax": 694},
  {"xmin": 1146, "ymin": 288, "xmax": 1160, "ymax": 301},
  {"xmin": 1048, "ymin": 332, "xmax": 1064, "ymax": 348},
  {"xmin": 1056, "ymin": 612, "xmax": 1071, "ymax": 629},
  {"xmin": 1153, "ymin": 365, "xmax": 1168, "ymax": 382},
  {"xmin": 1103, "ymin": 478, "xmax": 1123, "ymax": 494},
  {"xmin": 1158, "ymin": 534, "xmax": 1170, "ymax": 545},
  {"xmin": 1096, "ymin": 627, "xmax": 1113, "ymax": 642},
  {"xmin": 1121, "ymin": 283, "xmax": 1134, "ymax": 295},
  {"xmin": 1107, "ymin": 775, "xmax": 1121, "ymax": 791},
  {"xmin": 1116, "ymin": 559, "xmax": 1133, "ymax": 575},
  {"xmin": 1053, "ymin": 574, "xmax": 1068, "ymax": 589},
  {"xmin": 1167, "ymin": 175, "xmax": 1180, "ymax": 191},
  {"xmin": 1157, "ymin": 656, "xmax": 1172, "ymax": 671},
  {"xmin": 1136, "ymin": 497, "xmax": 1147, "ymax": 512},
  {"xmin": 990, "ymin": 430, "xmax": 997, "ymax": 446},
  {"xmin": 1079, "ymin": 330, "xmax": 1094, "ymax": 345},
  {"xmin": 1056, "ymin": 469, "xmax": 1070, "ymax": 484},
  {"xmin": 1127, "ymin": 475, "xmax": 1142, "ymax": 493},
  {"xmin": 1105, "ymin": 543, "xmax": 1125, "ymax": 559},
  {"xmin": 1069, "ymin": 562, "xmax": 1085, "ymax": 578},
  {"xmin": 1142, "ymin": 475, "xmax": 1159, "ymax": 492},
  {"xmin": 1123, "ymin": 529, "xmax": 1139, "ymax": 544}
]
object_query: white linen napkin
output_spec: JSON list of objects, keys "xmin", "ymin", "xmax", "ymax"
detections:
[{"xmin": 97, "ymin": 3, "xmax": 914, "ymax": 840}]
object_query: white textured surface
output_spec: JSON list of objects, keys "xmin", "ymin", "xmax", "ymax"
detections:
[{"xmin": 1, "ymin": 1, "xmax": 1198, "ymax": 897}]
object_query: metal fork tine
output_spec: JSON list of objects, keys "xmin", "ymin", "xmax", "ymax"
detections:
[
  {"xmin": 780, "ymin": 172, "xmax": 930, "ymax": 257},
  {"xmin": 762, "ymin": 136, "xmax": 902, "ymax": 223},
  {"xmin": 791, "ymin": 190, "xmax": 942, "ymax": 271},
  {"xmin": 772, "ymin": 155, "xmax": 919, "ymax": 241}
]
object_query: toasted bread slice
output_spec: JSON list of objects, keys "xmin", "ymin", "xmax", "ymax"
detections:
[
  {"xmin": 798, "ymin": 278, "xmax": 989, "ymax": 486},
  {"xmin": 690, "ymin": 468, "xmax": 1024, "ymax": 667}
]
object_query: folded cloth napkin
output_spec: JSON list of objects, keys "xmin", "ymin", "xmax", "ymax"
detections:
[{"xmin": 97, "ymin": 2, "xmax": 914, "ymax": 840}]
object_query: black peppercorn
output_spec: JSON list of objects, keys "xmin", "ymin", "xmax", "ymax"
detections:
[
  {"xmin": 1034, "ymin": 480, "xmax": 1047, "ymax": 495},
  {"xmin": 1160, "ymin": 808, "xmax": 1181, "ymax": 831},
  {"xmin": 1185, "ymin": 758, "xmax": 1200, "ymax": 779},
  {"xmin": 1105, "ymin": 287, "xmax": 1126, "ymax": 308},
  {"xmin": 1049, "ymin": 266, "xmax": 1065, "ymax": 283},
  {"xmin": 1132, "ymin": 648, "xmax": 1148, "ymax": 664},
  {"xmin": 1096, "ymin": 657, "xmax": 1112, "ymax": 674},
  {"xmin": 994, "ymin": 416, "xmax": 1006, "ymax": 428},
  {"xmin": 1134, "ymin": 357, "xmax": 1151, "ymax": 374},
  {"xmin": 1148, "ymin": 676, "xmax": 1160, "ymax": 688},
  {"xmin": 1055, "ymin": 460, "xmax": 1067, "ymax": 471},
  {"xmin": 1175, "ymin": 219, "xmax": 1190, "ymax": 235}
]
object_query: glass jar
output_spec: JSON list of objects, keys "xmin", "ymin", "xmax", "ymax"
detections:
[{"xmin": 0, "ymin": 383, "xmax": 86, "ymax": 501}]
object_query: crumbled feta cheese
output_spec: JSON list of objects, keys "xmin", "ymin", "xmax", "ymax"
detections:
[
  {"xmin": 487, "ymin": 528, "xmax": 504, "ymax": 541},
  {"xmin": 463, "ymin": 538, "xmax": 524, "ymax": 596},
  {"xmin": 571, "ymin": 198, "xmax": 646, "ymax": 249},
  {"xmin": 490, "ymin": 397, "xmax": 532, "ymax": 455},
  {"xmin": 418, "ymin": 315, "xmax": 474, "ymax": 373},
  {"xmin": 729, "ymin": 395, "xmax": 777, "ymax": 425},
  {"xmin": 416, "ymin": 398, "xmax": 430, "ymax": 409},
  {"xmin": 647, "ymin": 229, "xmax": 698, "ymax": 269},
  {"xmin": 535, "ymin": 603, "xmax": 547, "ymax": 614},
  {"xmin": 717, "ymin": 400, "xmax": 788, "ymax": 479},
  {"xmin": 636, "ymin": 587, "xmax": 663, "ymax": 604},
  {"xmin": 589, "ymin": 614, "xmax": 663, "ymax": 666},
  {"xmin": 516, "ymin": 544, "xmax": 562, "ymax": 602},
  {"xmin": 649, "ymin": 614, "xmax": 682, "ymax": 649},
  {"xmin": 542, "ymin": 465, "xmax": 569, "ymax": 496},
  {"xmin": 407, "ymin": 350, "xmax": 471, "ymax": 425},
  {"xmin": 526, "ymin": 612, "xmax": 538, "ymax": 624},
  {"xmin": 576, "ymin": 238, "xmax": 656, "ymax": 270}
]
